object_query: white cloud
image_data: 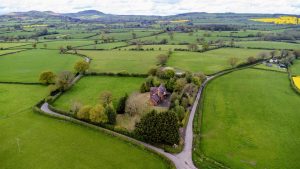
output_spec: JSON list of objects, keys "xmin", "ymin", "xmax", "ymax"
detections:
[{"xmin": 0, "ymin": 0, "xmax": 300, "ymax": 15}]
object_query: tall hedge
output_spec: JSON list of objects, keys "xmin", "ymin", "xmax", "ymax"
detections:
[{"xmin": 135, "ymin": 110, "xmax": 179, "ymax": 145}]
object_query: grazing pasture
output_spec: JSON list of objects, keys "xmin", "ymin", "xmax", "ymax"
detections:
[
  {"xmin": 53, "ymin": 76, "xmax": 144, "ymax": 111},
  {"xmin": 194, "ymin": 69, "xmax": 300, "ymax": 169},
  {"xmin": 167, "ymin": 48, "xmax": 266, "ymax": 74},
  {"xmin": 235, "ymin": 41, "xmax": 300, "ymax": 50},
  {"xmin": 15, "ymin": 40, "xmax": 94, "ymax": 49},
  {"xmin": 0, "ymin": 49, "xmax": 82, "ymax": 82},
  {"xmin": 0, "ymin": 84, "xmax": 170, "ymax": 169},
  {"xmin": 78, "ymin": 50, "xmax": 165, "ymax": 74},
  {"xmin": 0, "ymin": 42, "xmax": 30, "ymax": 49},
  {"xmin": 0, "ymin": 49, "xmax": 23, "ymax": 55},
  {"xmin": 290, "ymin": 59, "xmax": 300, "ymax": 75},
  {"xmin": 78, "ymin": 42, "xmax": 128, "ymax": 50},
  {"xmin": 119, "ymin": 44, "xmax": 201, "ymax": 51}
]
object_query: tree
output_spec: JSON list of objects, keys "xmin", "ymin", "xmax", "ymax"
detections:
[
  {"xmin": 270, "ymin": 50, "xmax": 277, "ymax": 58},
  {"xmin": 116, "ymin": 93, "xmax": 128, "ymax": 114},
  {"xmin": 74, "ymin": 60, "xmax": 89, "ymax": 73},
  {"xmin": 89, "ymin": 104, "xmax": 107, "ymax": 123},
  {"xmin": 59, "ymin": 46, "xmax": 66, "ymax": 54},
  {"xmin": 293, "ymin": 50, "xmax": 300, "ymax": 59},
  {"xmin": 168, "ymin": 31, "xmax": 174, "ymax": 40},
  {"xmin": 132, "ymin": 32, "xmax": 137, "ymax": 39},
  {"xmin": 70, "ymin": 101, "xmax": 82, "ymax": 115},
  {"xmin": 187, "ymin": 44, "xmax": 199, "ymax": 52},
  {"xmin": 125, "ymin": 92, "xmax": 149, "ymax": 116},
  {"xmin": 247, "ymin": 56, "xmax": 256, "ymax": 63},
  {"xmin": 228, "ymin": 57, "xmax": 239, "ymax": 67},
  {"xmin": 56, "ymin": 71, "xmax": 74, "ymax": 91},
  {"xmin": 258, "ymin": 52, "xmax": 269, "ymax": 60},
  {"xmin": 157, "ymin": 54, "xmax": 168, "ymax": 66},
  {"xmin": 94, "ymin": 40, "xmax": 99, "ymax": 44},
  {"xmin": 135, "ymin": 110, "xmax": 179, "ymax": 145},
  {"xmin": 77, "ymin": 105, "xmax": 92, "ymax": 120},
  {"xmin": 43, "ymin": 44, "xmax": 48, "ymax": 49},
  {"xmin": 105, "ymin": 105, "xmax": 116, "ymax": 125},
  {"xmin": 230, "ymin": 39, "xmax": 235, "ymax": 47},
  {"xmin": 100, "ymin": 91, "xmax": 113, "ymax": 107},
  {"xmin": 202, "ymin": 41, "xmax": 209, "ymax": 51},
  {"xmin": 39, "ymin": 71, "xmax": 55, "ymax": 84},
  {"xmin": 175, "ymin": 78, "xmax": 187, "ymax": 92},
  {"xmin": 32, "ymin": 43, "xmax": 37, "ymax": 49}
]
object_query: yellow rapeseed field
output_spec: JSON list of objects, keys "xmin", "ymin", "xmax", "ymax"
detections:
[
  {"xmin": 293, "ymin": 76, "xmax": 300, "ymax": 89},
  {"xmin": 251, "ymin": 16, "xmax": 300, "ymax": 25}
]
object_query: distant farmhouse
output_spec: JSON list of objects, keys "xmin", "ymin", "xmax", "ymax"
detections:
[{"xmin": 149, "ymin": 84, "xmax": 168, "ymax": 106}]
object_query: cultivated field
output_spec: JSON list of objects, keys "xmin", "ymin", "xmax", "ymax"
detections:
[
  {"xmin": 167, "ymin": 48, "xmax": 266, "ymax": 74},
  {"xmin": 78, "ymin": 50, "xmax": 166, "ymax": 74},
  {"xmin": 0, "ymin": 49, "xmax": 82, "ymax": 82},
  {"xmin": 194, "ymin": 69, "xmax": 300, "ymax": 169}
]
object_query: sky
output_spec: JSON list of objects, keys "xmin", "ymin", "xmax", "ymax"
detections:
[{"xmin": 0, "ymin": 0, "xmax": 300, "ymax": 15}]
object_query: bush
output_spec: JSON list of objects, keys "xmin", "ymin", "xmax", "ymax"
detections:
[
  {"xmin": 135, "ymin": 110, "xmax": 179, "ymax": 145},
  {"xmin": 116, "ymin": 93, "xmax": 128, "ymax": 114},
  {"xmin": 89, "ymin": 104, "xmax": 107, "ymax": 123},
  {"xmin": 105, "ymin": 105, "xmax": 116, "ymax": 125},
  {"xmin": 39, "ymin": 71, "xmax": 56, "ymax": 84},
  {"xmin": 192, "ymin": 76, "xmax": 201, "ymax": 86},
  {"xmin": 77, "ymin": 105, "xmax": 92, "ymax": 120},
  {"xmin": 148, "ymin": 68, "xmax": 157, "ymax": 76},
  {"xmin": 70, "ymin": 101, "xmax": 83, "ymax": 115},
  {"xmin": 140, "ymin": 82, "xmax": 150, "ymax": 93},
  {"xmin": 100, "ymin": 91, "xmax": 113, "ymax": 107},
  {"xmin": 56, "ymin": 71, "xmax": 74, "ymax": 91},
  {"xmin": 247, "ymin": 56, "xmax": 256, "ymax": 63},
  {"xmin": 166, "ymin": 78, "xmax": 176, "ymax": 92},
  {"xmin": 173, "ymin": 104, "xmax": 185, "ymax": 122},
  {"xmin": 74, "ymin": 60, "xmax": 89, "ymax": 73},
  {"xmin": 175, "ymin": 78, "xmax": 187, "ymax": 92}
]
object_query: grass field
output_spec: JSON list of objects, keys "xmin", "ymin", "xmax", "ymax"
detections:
[
  {"xmin": 0, "ymin": 42, "xmax": 30, "ymax": 49},
  {"xmin": 0, "ymin": 49, "xmax": 22, "ymax": 55},
  {"xmin": 89, "ymin": 31, "xmax": 159, "ymax": 41},
  {"xmin": 15, "ymin": 40, "xmax": 94, "ymax": 49},
  {"xmin": 167, "ymin": 48, "xmax": 266, "ymax": 74},
  {"xmin": 0, "ymin": 49, "xmax": 82, "ymax": 82},
  {"xmin": 0, "ymin": 84, "xmax": 170, "ymax": 169},
  {"xmin": 78, "ymin": 42, "xmax": 128, "ymax": 49},
  {"xmin": 119, "ymin": 44, "xmax": 201, "ymax": 51},
  {"xmin": 194, "ymin": 69, "xmax": 300, "ymax": 169},
  {"xmin": 78, "ymin": 50, "xmax": 165, "ymax": 74},
  {"xmin": 291, "ymin": 59, "xmax": 300, "ymax": 75},
  {"xmin": 235, "ymin": 41, "xmax": 300, "ymax": 50},
  {"xmin": 53, "ymin": 76, "xmax": 144, "ymax": 111}
]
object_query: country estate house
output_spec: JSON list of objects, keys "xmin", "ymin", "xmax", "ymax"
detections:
[{"xmin": 149, "ymin": 84, "xmax": 168, "ymax": 106}]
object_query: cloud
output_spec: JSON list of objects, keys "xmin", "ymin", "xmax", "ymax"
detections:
[{"xmin": 0, "ymin": 0, "xmax": 300, "ymax": 15}]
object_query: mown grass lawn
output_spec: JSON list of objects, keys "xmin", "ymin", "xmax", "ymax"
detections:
[
  {"xmin": 0, "ymin": 49, "xmax": 82, "ymax": 82},
  {"xmin": 53, "ymin": 76, "xmax": 144, "ymax": 111},
  {"xmin": 0, "ymin": 84, "xmax": 170, "ymax": 169},
  {"xmin": 78, "ymin": 50, "xmax": 165, "ymax": 74},
  {"xmin": 235, "ymin": 41, "xmax": 300, "ymax": 50},
  {"xmin": 194, "ymin": 69, "xmax": 300, "ymax": 169},
  {"xmin": 291, "ymin": 59, "xmax": 300, "ymax": 75},
  {"xmin": 167, "ymin": 48, "xmax": 266, "ymax": 74}
]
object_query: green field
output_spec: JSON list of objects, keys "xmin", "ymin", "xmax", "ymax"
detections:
[
  {"xmin": 15, "ymin": 40, "xmax": 94, "ymax": 49},
  {"xmin": 78, "ymin": 42, "xmax": 128, "ymax": 49},
  {"xmin": 0, "ymin": 42, "xmax": 30, "ymax": 49},
  {"xmin": 78, "ymin": 50, "xmax": 165, "ymax": 73},
  {"xmin": 291, "ymin": 59, "xmax": 300, "ymax": 75},
  {"xmin": 194, "ymin": 69, "xmax": 300, "ymax": 169},
  {"xmin": 253, "ymin": 63, "xmax": 287, "ymax": 72},
  {"xmin": 0, "ymin": 84, "xmax": 170, "ymax": 169},
  {"xmin": 0, "ymin": 49, "xmax": 22, "ymax": 55},
  {"xmin": 167, "ymin": 48, "xmax": 266, "ymax": 74},
  {"xmin": 90, "ymin": 31, "xmax": 159, "ymax": 41},
  {"xmin": 53, "ymin": 76, "xmax": 144, "ymax": 111},
  {"xmin": 119, "ymin": 44, "xmax": 201, "ymax": 51},
  {"xmin": 235, "ymin": 41, "xmax": 300, "ymax": 50},
  {"xmin": 0, "ymin": 49, "xmax": 82, "ymax": 82}
]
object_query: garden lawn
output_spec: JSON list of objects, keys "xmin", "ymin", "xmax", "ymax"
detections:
[
  {"xmin": 0, "ymin": 49, "xmax": 83, "ymax": 82},
  {"xmin": 194, "ymin": 69, "xmax": 300, "ymax": 169},
  {"xmin": 167, "ymin": 48, "xmax": 266, "ymax": 74},
  {"xmin": 235, "ymin": 41, "xmax": 300, "ymax": 50},
  {"xmin": 0, "ymin": 84, "xmax": 170, "ymax": 169},
  {"xmin": 53, "ymin": 76, "xmax": 144, "ymax": 111},
  {"xmin": 78, "ymin": 50, "xmax": 165, "ymax": 74},
  {"xmin": 290, "ymin": 59, "xmax": 300, "ymax": 76}
]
